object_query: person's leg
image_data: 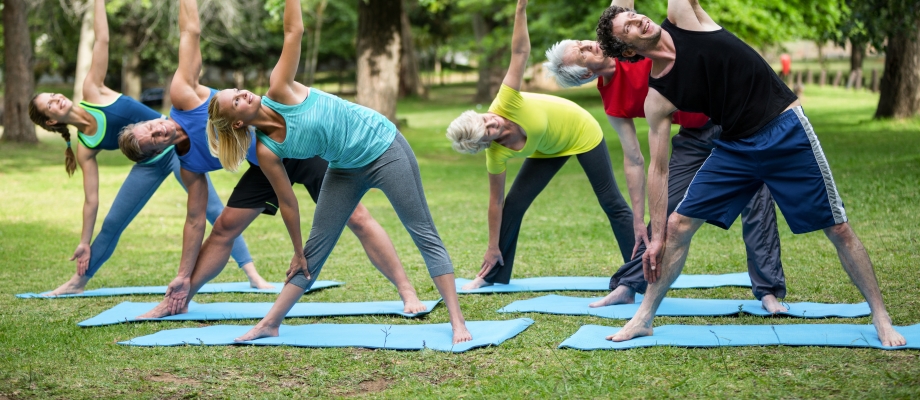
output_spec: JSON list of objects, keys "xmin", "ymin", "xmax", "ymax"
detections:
[
  {"xmin": 235, "ymin": 167, "xmax": 366, "ymax": 342},
  {"xmin": 824, "ymin": 222, "xmax": 904, "ymax": 346},
  {"xmin": 370, "ymin": 134, "xmax": 470, "ymax": 343},
  {"xmin": 137, "ymin": 206, "xmax": 263, "ymax": 318},
  {"xmin": 609, "ymin": 213, "xmax": 705, "ymax": 341},
  {"xmin": 468, "ymin": 157, "xmax": 568, "ymax": 288},
  {"xmin": 740, "ymin": 184, "xmax": 787, "ymax": 312},
  {"xmin": 575, "ymin": 139, "xmax": 635, "ymax": 263},
  {"xmin": 46, "ymin": 150, "xmax": 176, "ymax": 296},
  {"xmin": 594, "ymin": 126, "xmax": 717, "ymax": 307},
  {"xmin": 291, "ymin": 156, "xmax": 425, "ymax": 313}
]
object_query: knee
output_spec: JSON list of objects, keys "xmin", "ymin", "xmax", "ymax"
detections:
[
  {"xmin": 211, "ymin": 215, "xmax": 242, "ymax": 242},
  {"xmin": 823, "ymin": 222, "xmax": 855, "ymax": 244},
  {"xmin": 345, "ymin": 206, "xmax": 374, "ymax": 236},
  {"xmin": 666, "ymin": 213, "xmax": 696, "ymax": 242}
]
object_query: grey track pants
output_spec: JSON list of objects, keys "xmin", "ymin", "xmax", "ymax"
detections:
[
  {"xmin": 610, "ymin": 122, "xmax": 787, "ymax": 299},
  {"xmin": 483, "ymin": 138, "xmax": 636, "ymax": 285},
  {"xmin": 288, "ymin": 133, "xmax": 453, "ymax": 290}
]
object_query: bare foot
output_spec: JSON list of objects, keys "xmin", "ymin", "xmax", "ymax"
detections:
[
  {"xmin": 874, "ymin": 317, "xmax": 907, "ymax": 347},
  {"xmin": 589, "ymin": 285, "xmax": 636, "ymax": 308},
  {"xmin": 241, "ymin": 262, "xmax": 276, "ymax": 289},
  {"xmin": 460, "ymin": 276, "xmax": 493, "ymax": 291},
  {"xmin": 399, "ymin": 290, "xmax": 428, "ymax": 314},
  {"xmin": 234, "ymin": 323, "xmax": 280, "ymax": 342},
  {"xmin": 760, "ymin": 294, "xmax": 788, "ymax": 314},
  {"xmin": 44, "ymin": 274, "xmax": 90, "ymax": 296},
  {"xmin": 136, "ymin": 300, "xmax": 187, "ymax": 319},
  {"xmin": 606, "ymin": 318, "xmax": 653, "ymax": 342},
  {"xmin": 453, "ymin": 325, "xmax": 473, "ymax": 344}
]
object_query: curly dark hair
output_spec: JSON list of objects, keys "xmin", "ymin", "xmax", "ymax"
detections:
[{"xmin": 596, "ymin": 6, "xmax": 645, "ymax": 63}]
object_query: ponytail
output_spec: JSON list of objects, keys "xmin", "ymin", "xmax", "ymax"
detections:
[
  {"xmin": 29, "ymin": 95, "xmax": 77, "ymax": 176},
  {"xmin": 206, "ymin": 96, "xmax": 251, "ymax": 172}
]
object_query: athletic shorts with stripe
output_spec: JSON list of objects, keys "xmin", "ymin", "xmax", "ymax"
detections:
[
  {"xmin": 675, "ymin": 106, "xmax": 847, "ymax": 234},
  {"xmin": 226, "ymin": 157, "xmax": 328, "ymax": 215}
]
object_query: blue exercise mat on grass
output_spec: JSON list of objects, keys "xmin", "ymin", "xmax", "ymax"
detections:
[
  {"xmin": 16, "ymin": 281, "xmax": 341, "ymax": 298},
  {"xmin": 559, "ymin": 323, "xmax": 920, "ymax": 350},
  {"xmin": 498, "ymin": 294, "xmax": 870, "ymax": 319},
  {"xmin": 79, "ymin": 299, "xmax": 442, "ymax": 327},
  {"xmin": 456, "ymin": 273, "xmax": 750, "ymax": 294},
  {"xmin": 119, "ymin": 318, "xmax": 535, "ymax": 352}
]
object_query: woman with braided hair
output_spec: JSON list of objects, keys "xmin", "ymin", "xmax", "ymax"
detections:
[{"xmin": 27, "ymin": 0, "xmax": 270, "ymax": 296}]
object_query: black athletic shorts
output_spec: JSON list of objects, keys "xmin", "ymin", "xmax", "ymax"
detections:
[{"xmin": 226, "ymin": 157, "xmax": 328, "ymax": 215}]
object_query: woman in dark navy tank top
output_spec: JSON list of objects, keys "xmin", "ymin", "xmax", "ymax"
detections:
[
  {"xmin": 595, "ymin": 0, "xmax": 905, "ymax": 347},
  {"xmin": 26, "ymin": 0, "xmax": 253, "ymax": 296}
]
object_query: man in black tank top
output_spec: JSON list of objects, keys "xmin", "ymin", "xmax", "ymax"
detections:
[{"xmin": 591, "ymin": 0, "xmax": 905, "ymax": 347}]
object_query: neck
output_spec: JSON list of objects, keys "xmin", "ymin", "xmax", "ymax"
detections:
[
  {"xmin": 249, "ymin": 105, "xmax": 285, "ymax": 136},
  {"xmin": 595, "ymin": 58, "xmax": 617, "ymax": 79},
  {"xmin": 639, "ymin": 30, "xmax": 676, "ymax": 65},
  {"xmin": 63, "ymin": 106, "xmax": 96, "ymax": 133}
]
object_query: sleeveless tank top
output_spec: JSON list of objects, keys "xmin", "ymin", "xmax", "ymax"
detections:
[
  {"xmin": 78, "ymin": 95, "xmax": 166, "ymax": 151},
  {"xmin": 256, "ymin": 89, "xmax": 397, "ymax": 169},
  {"xmin": 597, "ymin": 58, "xmax": 709, "ymax": 129},
  {"xmin": 648, "ymin": 19, "xmax": 797, "ymax": 140},
  {"xmin": 172, "ymin": 88, "xmax": 258, "ymax": 173}
]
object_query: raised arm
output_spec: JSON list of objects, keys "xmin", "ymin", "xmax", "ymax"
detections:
[
  {"xmin": 170, "ymin": 0, "xmax": 211, "ymax": 110},
  {"xmin": 82, "ymin": 0, "xmax": 116, "ymax": 103},
  {"xmin": 608, "ymin": 116, "xmax": 648, "ymax": 257},
  {"xmin": 256, "ymin": 144, "xmax": 307, "ymax": 284},
  {"xmin": 610, "ymin": 0, "xmax": 634, "ymax": 9},
  {"xmin": 667, "ymin": 0, "xmax": 719, "ymax": 31},
  {"xmin": 642, "ymin": 89, "xmax": 677, "ymax": 282},
  {"xmin": 501, "ymin": 0, "xmax": 530, "ymax": 91},
  {"xmin": 266, "ymin": 0, "xmax": 309, "ymax": 105}
]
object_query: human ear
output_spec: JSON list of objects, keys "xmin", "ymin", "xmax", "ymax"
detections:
[
  {"xmin": 622, "ymin": 49, "xmax": 637, "ymax": 58},
  {"xmin": 232, "ymin": 120, "xmax": 244, "ymax": 130}
]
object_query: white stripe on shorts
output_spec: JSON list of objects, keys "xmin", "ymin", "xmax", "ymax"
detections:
[
  {"xmin": 674, "ymin": 149, "xmax": 716, "ymax": 213},
  {"xmin": 793, "ymin": 107, "xmax": 847, "ymax": 224}
]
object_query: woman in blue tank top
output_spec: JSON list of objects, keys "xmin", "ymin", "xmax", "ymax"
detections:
[
  {"xmin": 206, "ymin": 0, "xmax": 472, "ymax": 344},
  {"xmin": 26, "ymin": 0, "xmax": 257, "ymax": 296}
]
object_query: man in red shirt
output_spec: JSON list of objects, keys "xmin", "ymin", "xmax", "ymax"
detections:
[{"xmin": 544, "ymin": 18, "xmax": 788, "ymax": 313}]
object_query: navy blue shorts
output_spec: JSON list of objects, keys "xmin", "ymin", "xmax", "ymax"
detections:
[{"xmin": 675, "ymin": 107, "xmax": 847, "ymax": 234}]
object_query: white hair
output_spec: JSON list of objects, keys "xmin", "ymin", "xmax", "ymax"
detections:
[
  {"xmin": 543, "ymin": 40, "xmax": 596, "ymax": 88},
  {"xmin": 446, "ymin": 110, "xmax": 490, "ymax": 154}
]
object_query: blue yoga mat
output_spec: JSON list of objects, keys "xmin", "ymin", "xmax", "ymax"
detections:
[
  {"xmin": 559, "ymin": 323, "xmax": 920, "ymax": 350},
  {"xmin": 456, "ymin": 273, "xmax": 751, "ymax": 294},
  {"xmin": 16, "ymin": 281, "xmax": 341, "ymax": 299},
  {"xmin": 498, "ymin": 294, "xmax": 870, "ymax": 319},
  {"xmin": 79, "ymin": 299, "xmax": 442, "ymax": 327},
  {"xmin": 119, "ymin": 318, "xmax": 535, "ymax": 352}
]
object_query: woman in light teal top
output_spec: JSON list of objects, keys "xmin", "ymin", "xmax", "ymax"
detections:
[{"xmin": 206, "ymin": 0, "xmax": 471, "ymax": 345}]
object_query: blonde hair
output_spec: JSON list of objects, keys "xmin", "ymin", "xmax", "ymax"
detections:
[
  {"xmin": 206, "ymin": 95, "xmax": 252, "ymax": 172},
  {"xmin": 29, "ymin": 95, "xmax": 77, "ymax": 176},
  {"xmin": 117, "ymin": 123, "xmax": 159, "ymax": 163},
  {"xmin": 446, "ymin": 110, "xmax": 489, "ymax": 154}
]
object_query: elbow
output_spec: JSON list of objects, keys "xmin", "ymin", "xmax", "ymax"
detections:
[{"xmin": 285, "ymin": 26, "xmax": 305, "ymax": 37}]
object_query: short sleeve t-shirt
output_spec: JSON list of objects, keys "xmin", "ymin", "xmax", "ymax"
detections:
[
  {"xmin": 485, "ymin": 85, "xmax": 603, "ymax": 174},
  {"xmin": 597, "ymin": 58, "xmax": 709, "ymax": 129}
]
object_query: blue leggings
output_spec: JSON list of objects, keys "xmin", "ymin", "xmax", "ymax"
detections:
[{"xmin": 84, "ymin": 148, "xmax": 252, "ymax": 277}]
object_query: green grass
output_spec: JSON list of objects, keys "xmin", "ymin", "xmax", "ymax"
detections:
[{"xmin": 1, "ymin": 84, "xmax": 919, "ymax": 399}]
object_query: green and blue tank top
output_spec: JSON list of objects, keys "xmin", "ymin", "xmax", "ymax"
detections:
[
  {"xmin": 255, "ymin": 89, "xmax": 397, "ymax": 169},
  {"xmin": 78, "ymin": 94, "xmax": 172, "ymax": 163},
  {"xmin": 172, "ymin": 88, "xmax": 257, "ymax": 173}
]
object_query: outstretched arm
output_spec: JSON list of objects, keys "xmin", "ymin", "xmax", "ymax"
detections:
[
  {"xmin": 501, "ymin": 0, "xmax": 530, "ymax": 91},
  {"xmin": 82, "ymin": 0, "xmax": 116, "ymax": 103},
  {"xmin": 478, "ymin": 171, "xmax": 507, "ymax": 278},
  {"xmin": 266, "ymin": 0, "xmax": 309, "ymax": 105},
  {"xmin": 608, "ymin": 116, "xmax": 648, "ymax": 257},
  {"xmin": 170, "ymin": 0, "xmax": 211, "ymax": 110},
  {"xmin": 163, "ymin": 168, "xmax": 209, "ymax": 313},
  {"xmin": 256, "ymin": 144, "xmax": 306, "ymax": 283},
  {"xmin": 642, "ymin": 89, "xmax": 676, "ymax": 282},
  {"xmin": 610, "ymin": 0, "xmax": 634, "ymax": 8},
  {"xmin": 667, "ymin": 0, "xmax": 719, "ymax": 31},
  {"xmin": 72, "ymin": 144, "xmax": 102, "ymax": 274}
]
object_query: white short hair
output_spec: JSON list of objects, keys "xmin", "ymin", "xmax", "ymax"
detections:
[
  {"xmin": 446, "ymin": 110, "xmax": 490, "ymax": 154},
  {"xmin": 543, "ymin": 40, "xmax": 596, "ymax": 88}
]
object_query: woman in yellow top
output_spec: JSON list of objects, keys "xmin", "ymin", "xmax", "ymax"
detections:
[{"xmin": 446, "ymin": 0, "xmax": 635, "ymax": 290}]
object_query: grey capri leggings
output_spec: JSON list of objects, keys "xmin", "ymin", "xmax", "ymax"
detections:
[{"xmin": 288, "ymin": 133, "xmax": 453, "ymax": 290}]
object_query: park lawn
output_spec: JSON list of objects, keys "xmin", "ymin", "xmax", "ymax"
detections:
[{"xmin": 1, "ymin": 84, "xmax": 918, "ymax": 399}]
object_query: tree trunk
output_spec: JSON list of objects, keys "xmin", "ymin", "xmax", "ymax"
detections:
[
  {"xmin": 850, "ymin": 41, "xmax": 866, "ymax": 77},
  {"xmin": 72, "ymin": 0, "xmax": 95, "ymax": 104},
  {"xmin": 121, "ymin": 30, "xmax": 143, "ymax": 100},
  {"xmin": 355, "ymin": 0, "xmax": 401, "ymax": 124},
  {"xmin": 2, "ymin": 0, "xmax": 38, "ymax": 143},
  {"xmin": 161, "ymin": 74, "xmax": 173, "ymax": 114},
  {"xmin": 398, "ymin": 0, "xmax": 426, "ymax": 99},
  {"xmin": 875, "ymin": 25, "xmax": 920, "ymax": 119},
  {"xmin": 472, "ymin": 12, "xmax": 505, "ymax": 104},
  {"xmin": 303, "ymin": 0, "xmax": 327, "ymax": 86}
]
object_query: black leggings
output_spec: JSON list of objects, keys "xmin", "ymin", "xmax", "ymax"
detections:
[{"xmin": 483, "ymin": 139, "xmax": 635, "ymax": 284}]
